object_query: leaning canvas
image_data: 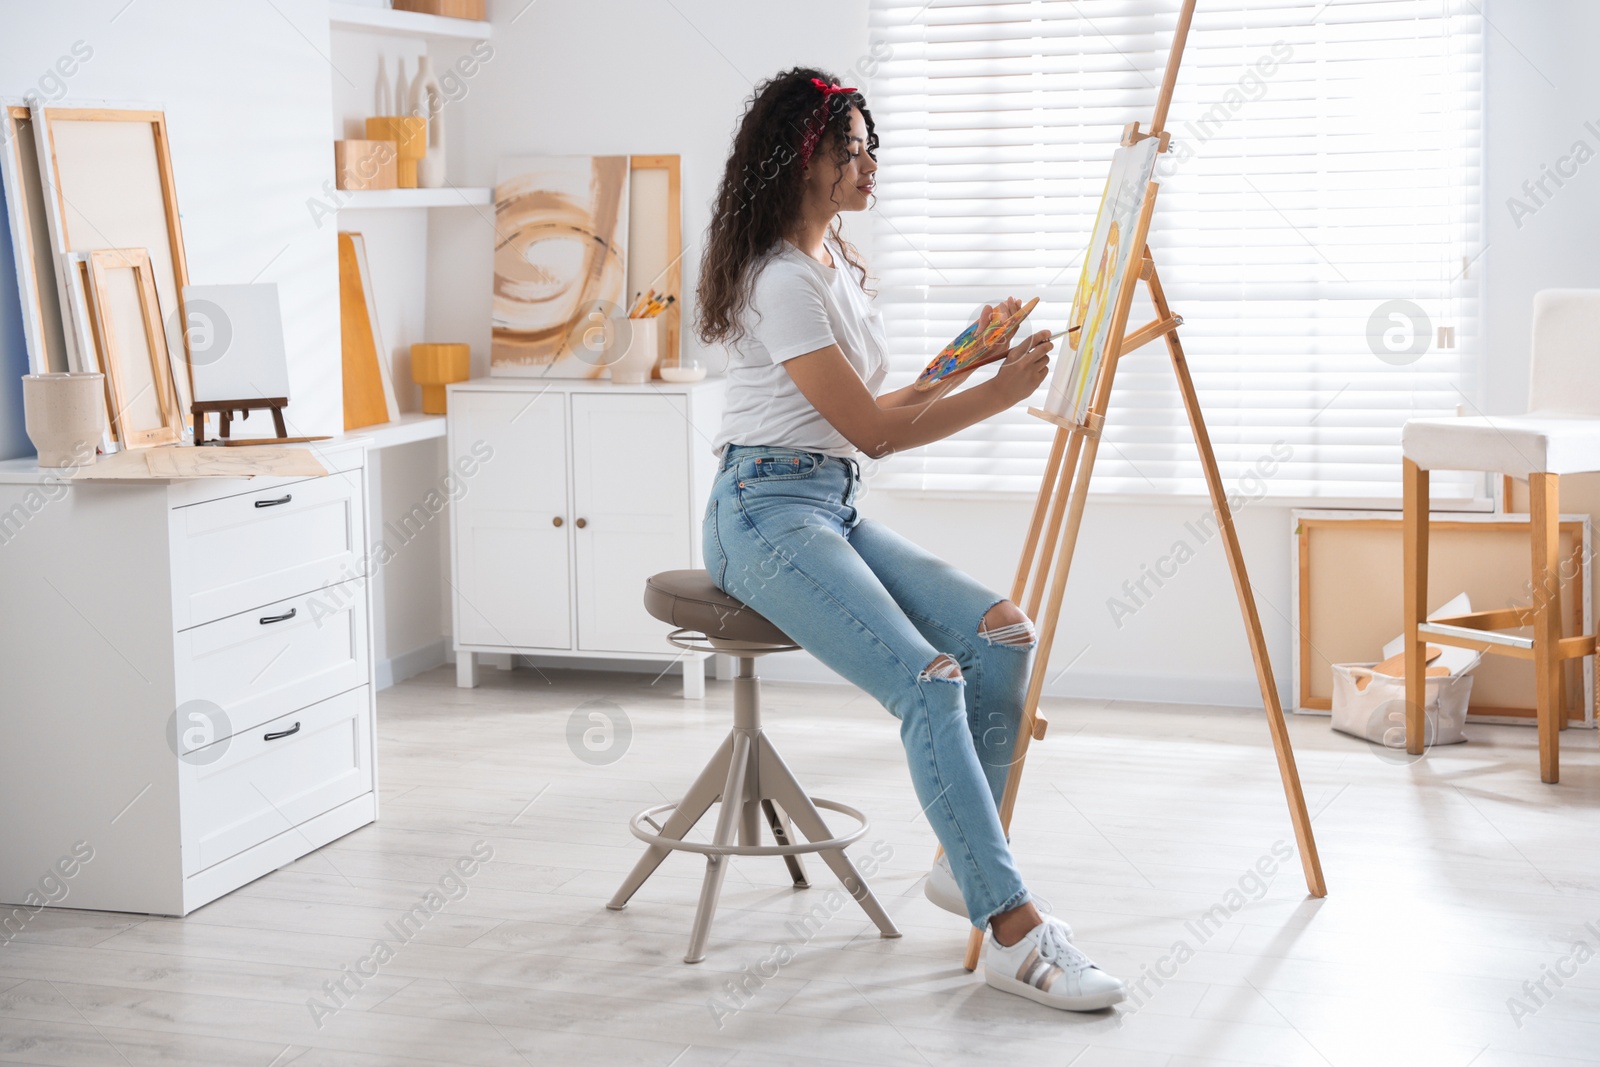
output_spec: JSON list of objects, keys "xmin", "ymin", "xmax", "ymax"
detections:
[
  {"xmin": 1044, "ymin": 137, "xmax": 1161, "ymax": 423},
  {"xmin": 492, "ymin": 155, "xmax": 629, "ymax": 377}
]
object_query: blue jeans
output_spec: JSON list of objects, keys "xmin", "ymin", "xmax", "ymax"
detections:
[{"xmin": 703, "ymin": 443, "xmax": 1034, "ymax": 930}]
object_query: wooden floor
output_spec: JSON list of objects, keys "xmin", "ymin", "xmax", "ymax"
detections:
[{"xmin": 2, "ymin": 664, "xmax": 1598, "ymax": 1066}]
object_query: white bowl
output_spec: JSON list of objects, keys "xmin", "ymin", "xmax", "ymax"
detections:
[{"xmin": 659, "ymin": 365, "xmax": 707, "ymax": 383}]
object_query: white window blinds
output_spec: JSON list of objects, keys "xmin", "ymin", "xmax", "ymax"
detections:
[{"xmin": 866, "ymin": 0, "xmax": 1483, "ymax": 499}]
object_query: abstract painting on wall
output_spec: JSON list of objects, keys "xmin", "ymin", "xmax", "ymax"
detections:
[
  {"xmin": 492, "ymin": 155, "xmax": 629, "ymax": 377},
  {"xmin": 1043, "ymin": 137, "xmax": 1161, "ymax": 423}
]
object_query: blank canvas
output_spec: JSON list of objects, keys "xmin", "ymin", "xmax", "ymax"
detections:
[
  {"xmin": 36, "ymin": 107, "xmax": 194, "ymax": 423},
  {"xmin": 89, "ymin": 250, "xmax": 180, "ymax": 447},
  {"xmin": 1, "ymin": 103, "xmax": 68, "ymax": 375},
  {"xmin": 182, "ymin": 283, "xmax": 292, "ymax": 403},
  {"xmin": 1294, "ymin": 511, "xmax": 1592, "ymax": 721},
  {"xmin": 626, "ymin": 155, "xmax": 682, "ymax": 373},
  {"xmin": 63, "ymin": 253, "xmax": 117, "ymax": 454}
]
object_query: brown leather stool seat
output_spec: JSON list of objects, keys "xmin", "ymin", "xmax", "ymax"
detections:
[{"xmin": 643, "ymin": 569, "xmax": 792, "ymax": 647}]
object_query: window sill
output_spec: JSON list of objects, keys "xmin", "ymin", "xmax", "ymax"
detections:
[{"xmin": 870, "ymin": 485, "xmax": 1496, "ymax": 513}]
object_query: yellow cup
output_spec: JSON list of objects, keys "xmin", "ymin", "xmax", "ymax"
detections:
[{"xmin": 411, "ymin": 343, "xmax": 470, "ymax": 414}]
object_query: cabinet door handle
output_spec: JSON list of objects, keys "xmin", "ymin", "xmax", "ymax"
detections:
[
  {"xmin": 259, "ymin": 608, "xmax": 298, "ymax": 625},
  {"xmin": 552, "ymin": 516, "xmax": 563, "ymax": 527},
  {"xmin": 254, "ymin": 494, "xmax": 292, "ymax": 508},
  {"xmin": 263, "ymin": 722, "xmax": 301, "ymax": 742},
  {"xmin": 575, "ymin": 517, "xmax": 588, "ymax": 529}
]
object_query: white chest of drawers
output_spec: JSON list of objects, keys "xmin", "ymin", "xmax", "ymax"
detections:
[{"xmin": 0, "ymin": 441, "xmax": 378, "ymax": 917}]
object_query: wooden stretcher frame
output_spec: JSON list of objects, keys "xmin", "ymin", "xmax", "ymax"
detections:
[
  {"xmin": 86, "ymin": 247, "xmax": 183, "ymax": 448},
  {"xmin": 628, "ymin": 154, "xmax": 683, "ymax": 374},
  {"xmin": 31, "ymin": 103, "xmax": 195, "ymax": 429},
  {"xmin": 1291, "ymin": 510, "xmax": 1593, "ymax": 725},
  {"xmin": 955, "ymin": 0, "xmax": 1325, "ymax": 972},
  {"xmin": 61, "ymin": 252, "xmax": 119, "ymax": 454},
  {"xmin": 0, "ymin": 102, "xmax": 71, "ymax": 375}
]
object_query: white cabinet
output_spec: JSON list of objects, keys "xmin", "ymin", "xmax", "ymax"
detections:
[
  {"xmin": 451, "ymin": 387, "xmax": 572, "ymax": 650},
  {"xmin": 0, "ymin": 441, "xmax": 378, "ymax": 917},
  {"xmin": 447, "ymin": 379, "xmax": 725, "ymax": 696}
]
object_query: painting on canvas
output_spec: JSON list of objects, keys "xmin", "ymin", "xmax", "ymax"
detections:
[
  {"xmin": 1043, "ymin": 137, "xmax": 1161, "ymax": 423},
  {"xmin": 492, "ymin": 155, "xmax": 629, "ymax": 377}
]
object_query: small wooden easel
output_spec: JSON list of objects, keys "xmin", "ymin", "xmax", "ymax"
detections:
[
  {"xmin": 961, "ymin": 0, "xmax": 1326, "ymax": 971},
  {"xmin": 192, "ymin": 398, "xmax": 327, "ymax": 447}
]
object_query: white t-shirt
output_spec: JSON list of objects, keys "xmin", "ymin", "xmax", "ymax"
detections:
[{"xmin": 711, "ymin": 238, "xmax": 889, "ymax": 458}]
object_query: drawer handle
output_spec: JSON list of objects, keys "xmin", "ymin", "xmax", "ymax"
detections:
[
  {"xmin": 263, "ymin": 722, "xmax": 301, "ymax": 742},
  {"xmin": 255, "ymin": 494, "xmax": 293, "ymax": 508},
  {"xmin": 552, "ymin": 516, "xmax": 563, "ymax": 527},
  {"xmin": 575, "ymin": 517, "xmax": 588, "ymax": 529},
  {"xmin": 259, "ymin": 608, "xmax": 298, "ymax": 625}
]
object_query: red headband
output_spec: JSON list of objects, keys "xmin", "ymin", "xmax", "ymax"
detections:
[{"xmin": 797, "ymin": 77, "xmax": 859, "ymax": 168}]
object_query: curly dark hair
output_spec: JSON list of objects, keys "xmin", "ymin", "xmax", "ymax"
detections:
[{"xmin": 697, "ymin": 67, "xmax": 878, "ymax": 346}]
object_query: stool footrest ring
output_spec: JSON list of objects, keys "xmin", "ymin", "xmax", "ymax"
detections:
[
  {"xmin": 627, "ymin": 798, "xmax": 868, "ymax": 857},
  {"xmin": 666, "ymin": 627, "xmax": 801, "ymax": 656}
]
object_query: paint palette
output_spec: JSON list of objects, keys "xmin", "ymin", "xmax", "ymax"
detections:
[{"xmin": 913, "ymin": 297, "xmax": 1040, "ymax": 392}]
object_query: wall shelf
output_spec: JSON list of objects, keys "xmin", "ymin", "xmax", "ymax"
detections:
[
  {"xmin": 329, "ymin": 3, "xmax": 493, "ymax": 41},
  {"xmin": 338, "ymin": 186, "xmax": 493, "ymax": 210},
  {"xmin": 351, "ymin": 413, "xmax": 447, "ymax": 449}
]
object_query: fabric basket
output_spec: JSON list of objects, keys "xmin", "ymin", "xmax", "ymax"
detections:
[{"xmin": 1330, "ymin": 659, "xmax": 1478, "ymax": 748}]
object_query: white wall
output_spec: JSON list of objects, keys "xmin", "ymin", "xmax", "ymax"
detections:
[
  {"xmin": 1480, "ymin": 0, "xmax": 1600, "ymax": 412},
  {"xmin": 0, "ymin": 0, "xmax": 341, "ymax": 447}
]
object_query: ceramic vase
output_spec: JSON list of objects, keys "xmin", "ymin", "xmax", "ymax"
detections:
[
  {"xmin": 610, "ymin": 319, "xmax": 659, "ymax": 385},
  {"xmin": 410, "ymin": 56, "xmax": 447, "ymax": 188},
  {"xmin": 23, "ymin": 372, "xmax": 104, "ymax": 467}
]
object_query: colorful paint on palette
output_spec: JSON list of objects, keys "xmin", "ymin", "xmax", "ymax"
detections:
[{"xmin": 913, "ymin": 297, "xmax": 1040, "ymax": 392}]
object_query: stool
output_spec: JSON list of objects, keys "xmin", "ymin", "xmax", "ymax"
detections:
[
  {"xmin": 1401, "ymin": 289, "xmax": 1600, "ymax": 783},
  {"xmin": 607, "ymin": 569, "xmax": 902, "ymax": 963}
]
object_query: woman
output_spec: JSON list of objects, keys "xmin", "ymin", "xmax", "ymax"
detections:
[{"xmin": 696, "ymin": 68, "xmax": 1125, "ymax": 1012}]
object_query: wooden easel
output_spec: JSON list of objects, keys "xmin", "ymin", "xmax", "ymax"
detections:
[
  {"xmin": 191, "ymin": 398, "xmax": 329, "ymax": 446},
  {"xmin": 961, "ymin": 0, "xmax": 1326, "ymax": 971}
]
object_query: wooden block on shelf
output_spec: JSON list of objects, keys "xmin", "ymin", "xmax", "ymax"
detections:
[
  {"xmin": 391, "ymin": 0, "xmax": 486, "ymax": 19},
  {"xmin": 335, "ymin": 140, "xmax": 398, "ymax": 191}
]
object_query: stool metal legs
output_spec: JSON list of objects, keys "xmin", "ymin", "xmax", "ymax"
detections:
[
  {"xmin": 753, "ymin": 736, "xmax": 901, "ymax": 940},
  {"xmin": 607, "ymin": 654, "xmax": 900, "ymax": 963}
]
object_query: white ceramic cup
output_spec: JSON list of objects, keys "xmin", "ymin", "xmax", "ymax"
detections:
[
  {"xmin": 609, "ymin": 318, "xmax": 659, "ymax": 384},
  {"xmin": 22, "ymin": 373, "xmax": 104, "ymax": 468}
]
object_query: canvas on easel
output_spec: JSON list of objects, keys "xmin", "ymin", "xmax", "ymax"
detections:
[
  {"xmin": 960, "ymin": 0, "xmax": 1325, "ymax": 972},
  {"xmin": 1046, "ymin": 137, "xmax": 1161, "ymax": 424}
]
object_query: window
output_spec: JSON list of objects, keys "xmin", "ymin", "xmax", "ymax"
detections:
[{"xmin": 866, "ymin": 0, "xmax": 1483, "ymax": 499}]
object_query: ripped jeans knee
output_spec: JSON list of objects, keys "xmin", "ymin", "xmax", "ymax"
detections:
[
  {"xmin": 918, "ymin": 653, "xmax": 963, "ymax": 682},
  {"xmin": 979, "ymin": 600, "xmax": 1037, "ymax": 649}
]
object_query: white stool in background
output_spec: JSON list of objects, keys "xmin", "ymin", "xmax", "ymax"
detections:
[{"xmin": 1402, "ymin": 289, "xmax": 1600, "ymax": 782}]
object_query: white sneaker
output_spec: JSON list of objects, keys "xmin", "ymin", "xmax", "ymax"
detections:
[
  {"xmin": 925, "ymin": 856, "xmax": 1073, "ymax": 938},
  {"xmin": 982, "ymin": 916, "xmax": 1125, "ymax": 1011},
  {"xmin": 924, "ymin": 852, "xmax": 967, "ymax": 916}
]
